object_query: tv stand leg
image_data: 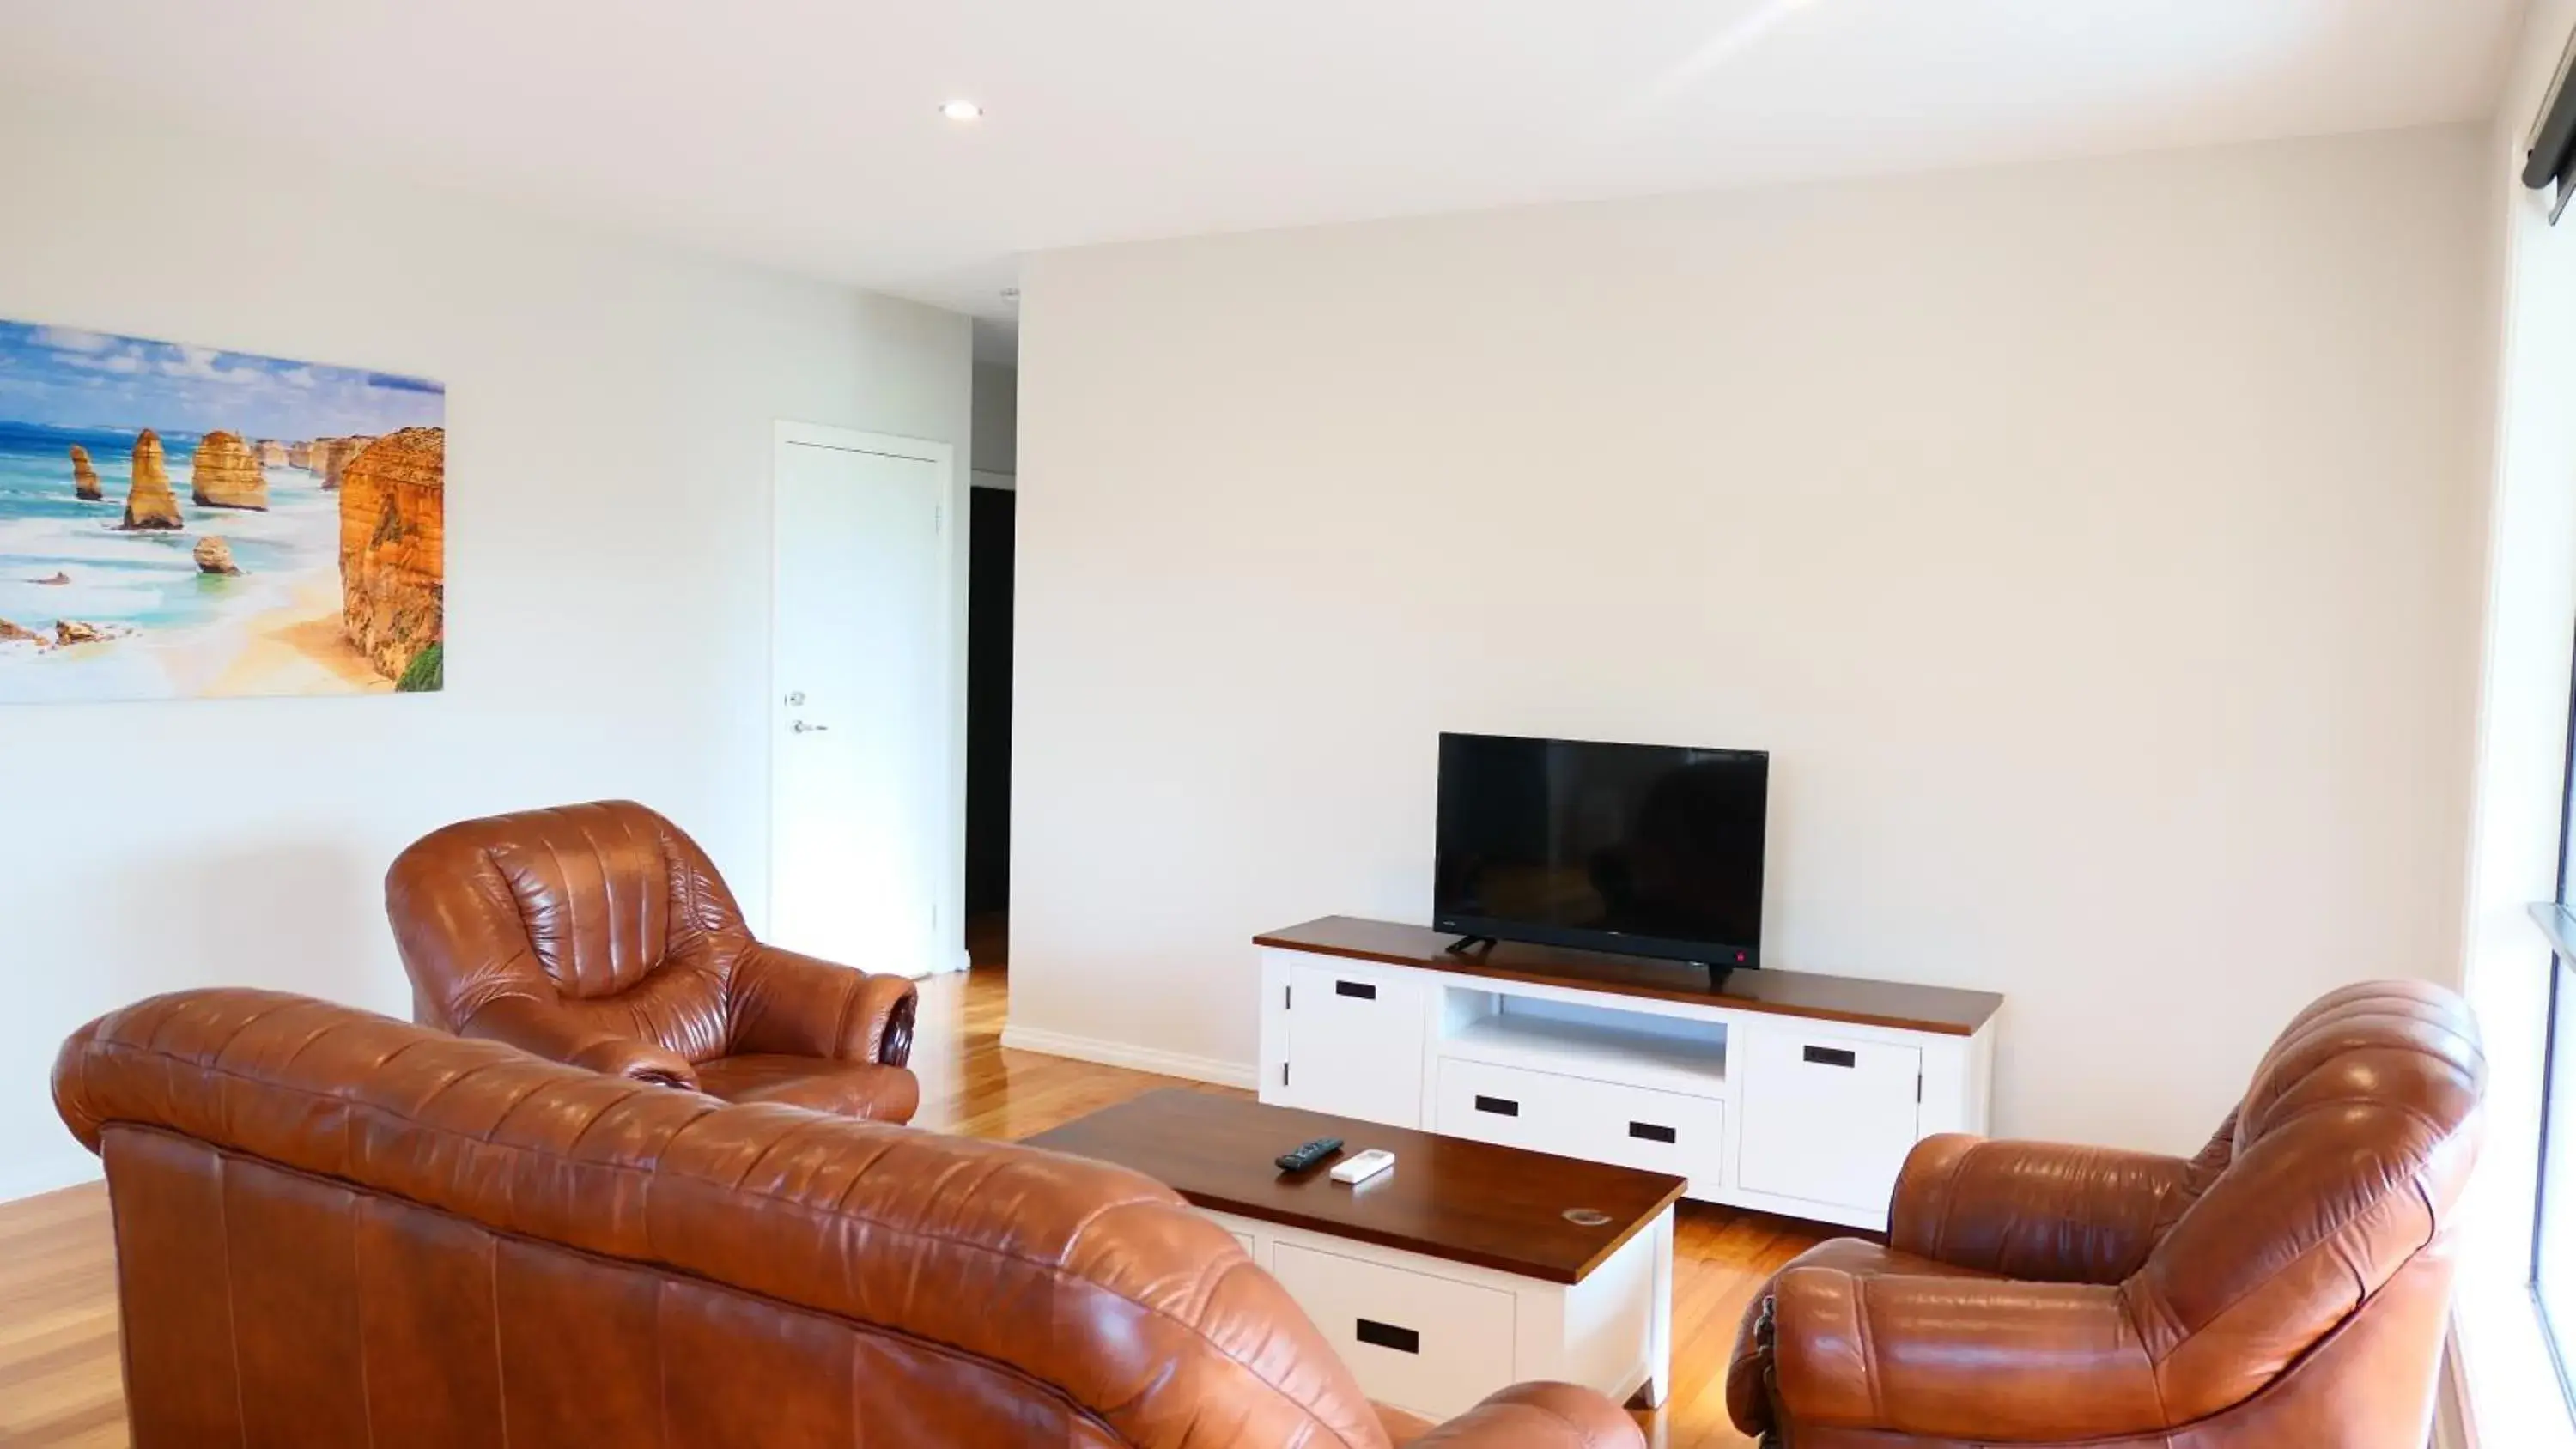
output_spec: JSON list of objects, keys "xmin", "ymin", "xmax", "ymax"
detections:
[{"xmin": 1443, "ymin": 935, "xmax": 1497, "ymax": 956}]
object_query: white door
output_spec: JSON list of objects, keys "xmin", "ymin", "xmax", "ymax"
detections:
[{"xmin": 770, "ymin": 435, "xmax": 949, "ymax": 976}]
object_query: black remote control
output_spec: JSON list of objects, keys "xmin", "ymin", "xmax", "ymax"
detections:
[{"xmin": 1275, "ymin": 1137, "xmax": 1344, "ymax": 1173}]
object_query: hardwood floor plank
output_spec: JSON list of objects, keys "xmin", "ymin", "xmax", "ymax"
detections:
[{"xmin": 0, "ymin": 967, "xmax": 1826, "ymax": 1446}]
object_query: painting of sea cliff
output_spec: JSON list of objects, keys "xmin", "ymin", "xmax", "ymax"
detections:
[{"xmin": 0, "ymin": 320, "xmax": 445, "ymax": 703}]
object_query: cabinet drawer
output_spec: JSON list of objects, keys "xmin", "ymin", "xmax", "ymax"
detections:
[
  {"xmin": 1737, "ymin": 1028, "xmax": 1921, "ymax": 1210},
  {"xmin": 1286, "ymin": 963, "xmax": 1427, "ymax": 1125},
  {"xmin": 1562, "ymin": 1077, "xmax": 1723, "ymax": 1193},
  {"xmin": 1268, "ymin": 1241, "xmax": 1516, "ymax": 1420},
  {"xmin": 1433, "ymin": 1057, "xmax": 1579, "ymax": 1156},
  {"xmin": 1437, "ymin": 1058, "xmax": 1721, "ymax": 1194}
]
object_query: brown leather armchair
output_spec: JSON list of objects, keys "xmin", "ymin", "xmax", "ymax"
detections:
[
  {"xmin": 55, "ymin": 989, "xmax": 1645, "ymax": 1448},
  {"xmin": 387, "ymin": 799, "xmax": 920, "ymax": 1122},
  {"xmin": 1726, "ymin": 979, "xmax": 2483, "ymax": 1449}
]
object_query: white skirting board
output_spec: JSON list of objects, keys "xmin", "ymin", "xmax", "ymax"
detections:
[{"xmin": 998, "ymin": 1024, "xmax": 1259, "ymax": 1089}]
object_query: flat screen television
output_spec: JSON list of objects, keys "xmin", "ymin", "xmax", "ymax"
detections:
[{"xmin": 1434, "ymin": 732, "xmax": 1767, "ymax": 969}]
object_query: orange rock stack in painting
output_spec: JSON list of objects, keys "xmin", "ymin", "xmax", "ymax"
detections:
[
  {"xmin": 68, "ymin": 443, "xmax": 100, "ymax": 500},
  {"xmin": 119, "ymin": 429, "xmax": 183, "ymax": 530},
  {"xmin": 337, "ymin": 427, "xmax": 443, "ymax": 682},
  {"xmin": 313, "ymin": 435, "xmax": 374, "ymax": 490},
  {"xmin": 189, "ymin": 430, "xmax": 269, "ymax": 510}
]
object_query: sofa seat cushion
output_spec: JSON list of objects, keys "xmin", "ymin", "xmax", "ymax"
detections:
[{"xmin": 694, "ymin": 1053, "xmax": 921, "ymax": 1120}]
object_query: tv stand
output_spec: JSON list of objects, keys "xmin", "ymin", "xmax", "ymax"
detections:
[
  {"xmin": 1442, "ymin": 934, "xmax": 1498, "ymax": 956},
  {"xmin": 1254, "ymin": 916, "xmax": 2002, "ymax": 1231}
]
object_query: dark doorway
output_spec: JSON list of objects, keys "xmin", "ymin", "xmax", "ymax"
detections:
[{"xmin": 964, "ymin": 485, "xmax": 1014, "ymax": 968}]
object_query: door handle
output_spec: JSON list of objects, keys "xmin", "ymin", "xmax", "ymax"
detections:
[{"xmin": 792, "ymin": 721, "xmax": 829, "ymax": 733}]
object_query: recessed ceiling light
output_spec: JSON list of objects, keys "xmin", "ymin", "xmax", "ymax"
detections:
[{"xmin": 940, "ymin": 100, "xmax": 984, "ymax": 122}]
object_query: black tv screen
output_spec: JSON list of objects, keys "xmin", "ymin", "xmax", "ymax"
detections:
[{"xmin": 1434, "ymin": 733, "xmax": 1767, "ymax": 967}]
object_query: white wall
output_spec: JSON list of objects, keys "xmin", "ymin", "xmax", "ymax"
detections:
[
  {"xmin": 2448, "ymin": 3, "xmax": 2576, "ymax": 1443},
  {"xmin": 972, "ymin": 361, "xmax": 1018, "ymax": 483},
  {"xmin": 0, "ymin": 107, "xmax": 971, "ymax": 1201},
  {"xmin": 1012, "ymin": 127, "xmax": 2490, "ymax": 1150}
]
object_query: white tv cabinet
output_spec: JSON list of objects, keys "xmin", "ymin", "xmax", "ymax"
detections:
[{"xmin": 1255, "ymin": 917, "xmax": 2002, "ymax": 1230}]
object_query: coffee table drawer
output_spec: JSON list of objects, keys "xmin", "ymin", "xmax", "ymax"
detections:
[{"xmin": 1268, "ymin": 1240, "xmax": 1516, "ymax": 1419}]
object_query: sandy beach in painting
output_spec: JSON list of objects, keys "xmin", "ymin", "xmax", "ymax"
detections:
[
  {"xmin": 0, "ymin": 320, "xmax": 445, "ymax": 705},
  {"xmin": 7, "ymin": 574, "xmax": 389, "ymax": 700},
  {"xmin": 214, "ymin": 577, "xmax": 388, "ymax": 695}
]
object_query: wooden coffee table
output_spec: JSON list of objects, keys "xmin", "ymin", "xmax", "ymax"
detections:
[{"xmin": 1024, "ymin": 1088, "xmax": 1685, "ymax": 1422}]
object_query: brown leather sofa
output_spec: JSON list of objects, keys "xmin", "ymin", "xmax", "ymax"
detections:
[
  {"xmin": 386, "ymin": 799, "xmax": 920, "ymax": 1121},
  {"xmin": 1726, "ymin": 979, "xmax": 2483, "ymax": 1448},
  {"xmin": 55, "ymin": 989, "xmax": 1643, "ymax": 1448}
]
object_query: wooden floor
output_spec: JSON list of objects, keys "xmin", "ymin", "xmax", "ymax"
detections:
[{"xmin": 0, "ymin": 967, "xmax": 1826, "ymax": 1447}]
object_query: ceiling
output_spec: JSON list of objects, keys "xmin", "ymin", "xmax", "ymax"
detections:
[{"xmin": 1, "ymin": 1, "xmax": 2528, "ymax": 361}]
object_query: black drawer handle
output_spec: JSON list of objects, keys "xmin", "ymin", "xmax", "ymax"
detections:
[
  {"xmin": 1804, "ymin": 1046, "xmax": 1857, "ymax": 1069},
  {"xmin": 1356, "ymin": 1319, "xmax": 1419, "ymax": 1354},
  {"xmin": 1473, "ymin": 1094, "xmax": 1520, "ymax": 1117},
  {"xmin": 1629, "ymin": 1121, "xmax": 1677, "ymax": 1143},
  {"xmin": 1335, "ymin": 980, "xmax": 1377, "ymax": 1000}
]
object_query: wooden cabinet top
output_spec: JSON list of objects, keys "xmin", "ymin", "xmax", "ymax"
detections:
[{"xmin": 1255, "ymin": 916, "xmax": 2003, "ymax": 1037}]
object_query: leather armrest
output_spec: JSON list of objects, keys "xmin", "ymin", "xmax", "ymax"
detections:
[
  {"xmin": 729, "ymin": 944, "xmax": 919, "ymax": 1066},
  {"xmin": 1889, "ymin": 1133, "xmax": 2194, "ymax": 1282},
  {"xmin": 1406, "ymin": 1383, "xmax": 1646, "ymax": 1448},
  {"xmin": 52, "ymin": 1016, "xmax": 109, "ymax": 1152},
  {"xmin": 1771, "ymin": 1264, "xmax": 2164, "ymax": 1441},
  {"xmin": 459, "ymin": 996, "xmax": 700, "ymax": 1089}
]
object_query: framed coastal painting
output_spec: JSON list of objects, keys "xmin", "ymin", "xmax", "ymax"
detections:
[{"xmin": 0, "ymin": 319, "xmax": 445, "ymax": 704}]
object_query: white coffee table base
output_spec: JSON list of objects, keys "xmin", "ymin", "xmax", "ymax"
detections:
[{"xmin": 1206, "ymin": 1204, "xmax": 1675, "ymax": 1422}]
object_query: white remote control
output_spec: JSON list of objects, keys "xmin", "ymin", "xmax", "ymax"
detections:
[{"xmin": 1328, "ymin": 1148, "xmax": 1395, "ymax": 1185}]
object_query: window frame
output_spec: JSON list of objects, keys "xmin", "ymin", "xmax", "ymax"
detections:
[{"xmin": 2529, "ymin": 624, "xmax": 2576, "ymax": 1419}]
